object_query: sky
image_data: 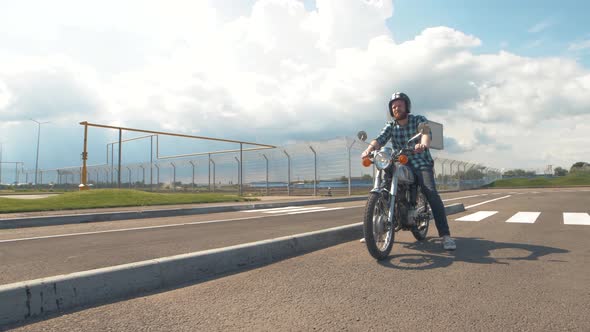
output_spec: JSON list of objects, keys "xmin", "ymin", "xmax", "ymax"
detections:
[{"xmin": 0, "ymin": 0, "xmax": 589, "ymax": 173}]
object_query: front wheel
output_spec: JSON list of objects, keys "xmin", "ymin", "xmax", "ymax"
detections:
[{"xmin": 363, "ymin": 192, "xmax": 394, "ymax": 260}]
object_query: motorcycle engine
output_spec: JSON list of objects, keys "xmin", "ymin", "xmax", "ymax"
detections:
[{"xmin": 396, "ymin": 187, "xmax": 415, "ymax": 227}]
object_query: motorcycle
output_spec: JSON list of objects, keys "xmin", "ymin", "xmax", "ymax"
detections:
[{"xmin": 358, "ymin": 123, "xmax": 433, "ymax": 260}]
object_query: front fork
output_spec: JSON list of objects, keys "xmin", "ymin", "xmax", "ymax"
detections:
[
  {"xmin": 388, "ymin": 175, "xmax": 398, "ymax": 226},
  {"xmin": 370, "ymin": 167, "xmax": 399, "ymax": 226}
]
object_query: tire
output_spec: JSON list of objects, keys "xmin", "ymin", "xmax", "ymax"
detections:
[
  {"xmin": 411, "ymin": 190, "xmax": 431, "ymax": 241},
  {"xmin": 363, "ymin": 192, "xmax": 394, "ymax": 260}
]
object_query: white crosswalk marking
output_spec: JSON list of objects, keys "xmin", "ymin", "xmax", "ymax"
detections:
[
  {"xmin": 563, "ymin": 213, "xmax": 590, "ymax": 225},
  {"xmin": 456, "ymin": 211, "xmax": 498, "ymax": 222},
  {"xmin": 505, "ymin": 212, "xmax": 541, "ymax": 224},
  {"xmin": 452, "ymin": 210, "xmax": 590, "ymax": 225}
]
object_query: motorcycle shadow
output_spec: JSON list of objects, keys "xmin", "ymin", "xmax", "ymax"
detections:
[{"xmin": 377, "ymin": 237, "xmax": 569, "ymax": 270}]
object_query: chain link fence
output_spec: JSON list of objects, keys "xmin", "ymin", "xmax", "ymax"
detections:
[{"xmin": 3, "ymin": 136, "xmax": 502, "ymax": 195}]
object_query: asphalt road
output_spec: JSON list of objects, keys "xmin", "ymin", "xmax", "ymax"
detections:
[
  {"xmin": 3, "ymin": 187, "xmax": 590, "ymax": 331},
  {"xmin": 0, "ymin": 189, "xmax": 524, "ymax": 285}
]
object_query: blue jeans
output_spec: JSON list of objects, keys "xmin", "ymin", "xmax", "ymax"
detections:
[{"xmin": 409, "ymin": 165, "xmax": 451, "ymax": 237}]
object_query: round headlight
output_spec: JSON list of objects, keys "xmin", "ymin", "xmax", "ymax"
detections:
[{"xmin": 375, "ymin": 151, "xmax": 392, "ymax": 170}]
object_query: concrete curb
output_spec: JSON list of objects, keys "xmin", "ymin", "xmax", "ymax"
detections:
[
  {"xmin": 0, "ymin": 196, "xmax": 368, "ymax": 229},
  {"xmin": 444, "ymin": 203, "xmax": 465, "ymax": 215},
  {"xmin": 0, "ymin": 223, "xmax": 362, "ymax": 327},
  {"xmin": 0, "ymin": 202, "xmax": 465, "ymax": 327}
]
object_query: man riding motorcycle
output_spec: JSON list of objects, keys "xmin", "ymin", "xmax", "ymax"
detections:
[{"xmin": 361, "ymin": 92, "xmax": 456, "ymax": 250}]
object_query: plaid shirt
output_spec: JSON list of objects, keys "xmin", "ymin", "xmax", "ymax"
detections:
[{"xmin": 374, "ymin": 114, "xmax": 435, "ymax": 170}]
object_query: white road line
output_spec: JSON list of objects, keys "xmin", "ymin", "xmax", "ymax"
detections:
[
  {"xmin": 505, "ymin": 212, "xmax": 541, "ymax": 224},
  {"xmin": 563, "ymin": 213, "xmax": 590, "ymax": 225},
  {"xmin": 465, "ymin": 195, "xmax": 512, "ymax": 209},
  {"xmin": 442, "ymin": 194, "xmax": 488, "ymax": 202},
  {"xmin": 265, "ymin": 207, "xmax": 326, "ymax": 214},
  {"xmin": 287, "ymin": 207, "xmax": 345, "ymax": 215},
  {"xmin": 243, "ymin": 206, "xmax": 312, "ymax": 213},
  {"xmin": 456, "ymin": 211, "xmax": 498, "ymax": 222},
  {"xmin": 0, "ymin": 205, "xmax": 367, "ymax": 243}
]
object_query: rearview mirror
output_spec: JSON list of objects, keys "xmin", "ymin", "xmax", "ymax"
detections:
[
  {"xmin": 357, "ymin": 131, "xmax": 368, "ymax": 142},
  {"xmin": 417, "ymin": 122, "xmax": 430, "ymax": 135}
]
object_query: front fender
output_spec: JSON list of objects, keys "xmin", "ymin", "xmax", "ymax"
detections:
[{"xmin": 370, "ymin": 188, "xmax": 391, "ymax": 203}]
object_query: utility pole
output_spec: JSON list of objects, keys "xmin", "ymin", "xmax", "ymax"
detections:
[{"xmin": 30, "ymin": 119, "xmax": 50, "ymax": 188}]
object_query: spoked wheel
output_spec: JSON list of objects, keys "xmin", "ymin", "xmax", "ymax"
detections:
[
  {"xmin": 411, "ymin": 190, "xmax": 431, "ymax": 241},
  {"xmin": 363, "ymin": 192, "xmax": 394, "ymax": 260}
]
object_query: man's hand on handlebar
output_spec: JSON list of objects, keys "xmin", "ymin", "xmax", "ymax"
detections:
[{"xmin": 414, "ymin": 143, "xmax": 427, "ymax": 153}]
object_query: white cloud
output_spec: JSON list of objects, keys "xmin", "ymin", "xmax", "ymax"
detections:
[
  {"xmin": 528, "ymin": 19, "xmax": 553, "ymax": 33},
  {"xmin": 0, "ymin": 0, "xmax": 589, "ymax": 171},
  {"xmin": 523, "ymin": 39, "xmax": 543, "ymax": 49},
  {"xmin": 568, "ymin": 39, "xmax": 590, "ymax": 51}
]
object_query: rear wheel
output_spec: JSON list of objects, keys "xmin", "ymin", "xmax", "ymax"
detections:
[
  {"xmin": 363, "ymin": 192, "xmax": 394, "ymax": 260},
  {"xmin": 411, "ymin": 190, "xmax": 431, "ymax": 241}
]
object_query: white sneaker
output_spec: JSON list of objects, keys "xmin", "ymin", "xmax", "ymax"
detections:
[
  {"xmin": 360, "ymin": 238, "xmax": 366, "ymax": 243},
  {"xmin": 442, "ymin": 236, "xmax": 456, "ymax": 250}
]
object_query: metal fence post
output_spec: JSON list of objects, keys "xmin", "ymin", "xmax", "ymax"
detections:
[
  {"xmin": 171, "ymin": 162, "xmax": 176, "ymax": 192},
  {"xmin": 234, "ymin": 157, "xmax": 240, "ymax": 194},
  {"xmin": 155, "ymin": 164, "xmax": 160, "ymax": 191},
  {"xmin": 189, "ymin": 161, "xmax": 196, "ymax": 192},
  {"xmin": 111, "ymin": 144, "xmax": 114, "ymax": 185},
  {"xmin": 262, "ymin": 154, "xmax": 269, "ymax": 196},
  {"xmin": 449, "ymin": 160, "xmax": 457, "ymax": 190},
  {"xmin": 283, "ymin": 150, "xmax": 291, "ymax": 196},
  {"xmin": 347, "ymin": 140, "xmax": 356, "ymax": 196},
  {"xmin": 441, "ymin": 159, "xmax": 447, "ymax": 188},
  {"xmin": 150, "ymin": 136, "xmax": 153, "ymax": 191},
  {"xmin": 127, "ymin": 166, "xmax": 132, "ymax": 188},
  {"xmin": 117, "ymin": 129, "xmax": 122, "ymax": 188},
  {"xmin": 239, "ymin": 143, "xmax": 243, "ymax": 196},
  {"xmin": 139, "ymin": 165, "xmax": 145, "ymax": 188},
  {"xmin": 211, "ymin": 159, "xmax": 216, "ymax": 192},
  {"xmin": 457, "ymin": 161, "xmax": 464, "ymax": 190},
  {"xmin": 309, "ymin": 146, "xmax": 317, "ymax": 196}
]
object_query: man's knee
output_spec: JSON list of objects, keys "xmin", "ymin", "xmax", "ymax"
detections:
[{"xmin": 421, "ymin": 185, "xmax": 439, "ymax": 200}]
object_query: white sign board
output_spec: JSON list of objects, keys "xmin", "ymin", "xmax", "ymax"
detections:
[{"xmin": 426, "ymin": 120, "xmax": 444, "ymax": 150}]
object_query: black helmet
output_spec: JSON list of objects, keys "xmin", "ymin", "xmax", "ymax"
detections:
[{"xmin": 388, "ymin": 92, "xmax": 411, "ymax": 116}]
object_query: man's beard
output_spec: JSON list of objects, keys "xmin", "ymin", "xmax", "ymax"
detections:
[{"xmin": 394, "ymin": 111, "xmax": 408, "ymax": 120}]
